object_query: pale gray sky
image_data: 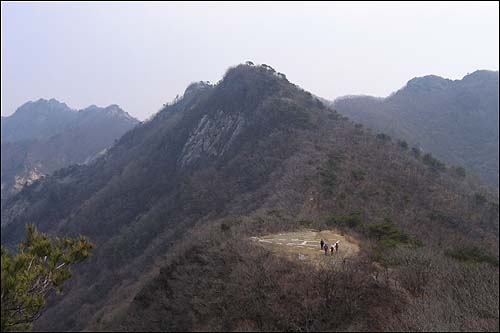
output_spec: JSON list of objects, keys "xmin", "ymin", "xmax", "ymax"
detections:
[{"xmin": 2, "ymin": 1, "xmax": 499, "ymax": 120}]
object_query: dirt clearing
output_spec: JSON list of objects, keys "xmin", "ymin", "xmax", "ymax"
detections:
[{"xmin": 251, "ymin": 229, "xmax": 360, "ymax": 265}]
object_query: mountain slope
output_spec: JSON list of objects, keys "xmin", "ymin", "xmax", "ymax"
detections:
[
  {"xmin": 1, "ymin": 64, "xmax": 498, "ymax": 331},
  {"xmin": 1, "ymin": 100, "xmax": 138, "ymax": 199},
  {"xmin": 332, "ymin": 70, "xmax": 499, "ymax": 188}
]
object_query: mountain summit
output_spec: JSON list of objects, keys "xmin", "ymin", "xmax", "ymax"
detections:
[
  {"xmin": 1, "ymin": 99, "xmax": 139, "ymax": 199},
  {"xmin": 1, "ymin": 98, "xmax": 75, "ymax": 143}
]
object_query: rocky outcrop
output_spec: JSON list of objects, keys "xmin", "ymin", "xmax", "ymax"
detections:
[{"xmin": 179, "ymin": 110, "xmax": 245, "ymax": 167}]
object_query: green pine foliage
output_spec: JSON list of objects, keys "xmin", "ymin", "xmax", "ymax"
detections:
[
  {"xmin": 322, "ymin": 156, "xmax": 342, "ymax": 194},
  {"xmin": 328, "ymin": 212, "xmax": 422, "ymax": 259},
  {"xmin": 1, "ymin": 225, "xmax": 92, "ymax": 332}
]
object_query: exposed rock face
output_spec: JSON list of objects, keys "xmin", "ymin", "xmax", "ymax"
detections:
[
  {"xmin": 13, "ymin": 166, "xmax": 43, "ymax": 192},
  {"xmin": 180, "ymin": 111, "xmax": 245, "ymax": 167}
]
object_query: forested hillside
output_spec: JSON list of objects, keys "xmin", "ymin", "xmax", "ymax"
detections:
[
  {"xmin": 333, "ymin": 70, "xmax": 499, "ymax": 188},
  {"xmin": 1, "ymin": 64, "xmax": 498, "ymax": 332}
]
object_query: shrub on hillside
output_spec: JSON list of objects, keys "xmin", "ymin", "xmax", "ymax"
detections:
[
  {"xmin": 473, "ymin": 192, "xmax": 487, "ymax": 206},
  {"xmin": 411, "ymin": 147, "xmax": 421, "ymax": 158},
  {"xmin": 322, "ymin": 157, "xmax": 341, "ymax": 194},
  {"xmin": 445, "ymin": 246, "xmax": 499, "ymax": 266},
  {"xmin": 422, "ymin": 153, "xmax": 446, "ymax": 171},
  {"xmin": 328, "ymin": 211, "xmax": 362, "ymax": 229},
  {"xmin": 351, "ymin": 169, "xmax": 367, "ymax": 181},
  {"xmin": 376, "ymin": 133, "xmax": 392, "ymax": 142},
  {"xmin": 398, "ymin": 140, "xmax": 409, "ymax": 149},
  {"xmin": 451, "ymin": 166, "xmax": 466, "ymax": 179}
]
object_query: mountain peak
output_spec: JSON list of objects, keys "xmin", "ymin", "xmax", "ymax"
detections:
[
  {"xmin": 77, "ymin": 104, "xmax": 138, "ymax": 123},
  {"xmin": 178, "ymin": 63, "xmax": 290, "ymax": 105},
  {"xmin": 184, "ymin": 81, "xmax": 213, "ymax": 97},
  {"xmin": 462, "ymin": 70, "xmax": 499, "ymax": 84},
  {"xmin": 221, "ymin": 62, "xmax": 288, "ymax": 85},
  {"xmin": 14, "ymin": 98, "xmax": 73, "ymax": 115},
  {"xmin": 103, "ymin": 104, "xmax": 137, "ymax": 122},
  {"xmin": 404, "ymin": 75, "xmax": 452, "ymax": 91},
  {"xmin": 104, "ymin": 104, "xmax": 122, "ymax": 112}
]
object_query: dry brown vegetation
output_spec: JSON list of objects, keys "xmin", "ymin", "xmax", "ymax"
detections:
[
  {"xmin": 385, "ymin": 246, "xmax": 499, "ymax": 331},
  {"xmin": 108, "ymin": 224, "xmax": 400, "ymax": 332},
  {"xmin": 108, "ymin": 220, "xmax": 499, "ymax": 332}
]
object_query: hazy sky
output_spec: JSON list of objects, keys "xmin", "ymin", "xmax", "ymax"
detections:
[{"xmin": 2, "ymin": 1, "xmax": 499, "ymax": 120}]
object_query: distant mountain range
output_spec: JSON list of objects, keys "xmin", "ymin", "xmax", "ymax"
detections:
[
  {"xmin": 1, "ymin": 99, "xmax": 138, "ymax": 199},
  {"xmin": 332, "ymin": 70, "xmax": 499, "ymax": 188},
  {"xmin": 1, "ymin": 64, "xmax": 497, "ymax": 331}
]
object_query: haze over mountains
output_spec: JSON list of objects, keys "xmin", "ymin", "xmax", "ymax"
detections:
[
  {"xmin": 1, "ymin": 98, "xmax": 138, "ymax": 199},
  {"xmin": 1, "ymin": 64, "xmax": 498, "ymax": 331},
  {"xmin": 332, "ymin": 70, "xmax": 499, "ymax": 189}
]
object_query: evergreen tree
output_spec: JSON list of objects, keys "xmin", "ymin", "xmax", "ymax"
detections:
[{"xmin": 1, "ymin": 225, "xmax": 92, "ymax": 331}]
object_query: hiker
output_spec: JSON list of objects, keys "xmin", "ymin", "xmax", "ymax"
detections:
[
  {"xmin": 320, "ymin": 239, "xmax": 324, "ymax": 249},
  {"xmin": 334, "ymin": 241, "xmax": 339, "ymax": 252},
  {"xmin": 330, "ymin": 244, "xmax": 334, "ymax": 254},
  {"xmin": 324, "ymin": 244, "xmax": 328, "ymax": 255}
]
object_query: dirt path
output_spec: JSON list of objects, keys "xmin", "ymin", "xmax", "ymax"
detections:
[{"xmin": 251, "ymin": 229, "xmax": 360, "ymax": 265}]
